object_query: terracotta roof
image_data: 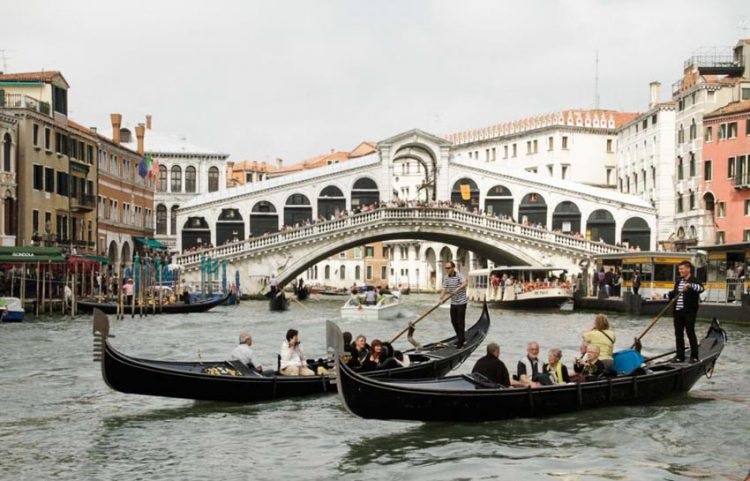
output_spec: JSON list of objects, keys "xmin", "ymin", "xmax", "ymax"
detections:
[
  {"xmin": 704, "ymin": 100, "xmax": 750, "ymax": 119},
  {"xmin": 349, "ymin": 141, "xmax": 377, "ymax": 158},
  {"xmin": 0, "ymin": 71, "xmax": 69, "ymax": 87}
]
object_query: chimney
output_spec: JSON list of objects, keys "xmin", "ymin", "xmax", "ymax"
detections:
[
  {"xmin": 90, "ymin": 127, "xmax": 97, "ymax": 134},
  {"xmin": 276, "ymin": 158, "xmax": 283, "ymax": 169},
  {"xmin": 649, "ymin": 81, "xmax": 661, "ymax": 108},
  {"xmin": 135, "ymin": 123, "xmax": 145, "ymax": 155},
  {"xmin": 110, "ymin": 113, "xmax": 122, "ymax": 144},
  {"xmin": 146, "ymin": 114, "xmax": 152, "ymax": 130}
]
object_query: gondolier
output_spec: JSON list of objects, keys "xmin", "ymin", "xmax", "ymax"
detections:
[
  {"xmin": 439, "ymin": 261, "xmax": 468, "ymax": 348},
  {"xmin": 668, "ymin": 260, "xmax": 704, "ymax": 363}
]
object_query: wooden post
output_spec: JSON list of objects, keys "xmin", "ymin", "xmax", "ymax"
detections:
[
  {"xmin": 72, "ymin": 261, "xmax": 78, "ymax": 318},
  {"xmin": 41, "ymin": 263, "xmax": 46, "ymax": 316},
  {"xmin": 20, "ymin": 264, "xmax": 26, "ymax": 315},
  {"xmin": 35, "ymin": 261, "xmax": 40, "ymax": 316},
  {"xmin": 118, "ymin": 264, "xmax": 124, "ymax": 321},
  {"xmin": 47, "ymin": 262, "xmax": 52, "ymax": 314},
  {"xmin": 158, "ymin": 261, "xmax": 164, "ymax": 314},
  {"xmin": 10, "ymin": 266, "xmax": 14, "ymax": 297}
]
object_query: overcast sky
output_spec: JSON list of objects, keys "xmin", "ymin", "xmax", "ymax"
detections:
[{"xmin": 3, "ymin": 1, "xmax": 749, "ymax": 163}]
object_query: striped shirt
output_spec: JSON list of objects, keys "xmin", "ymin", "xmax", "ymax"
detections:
[
  {"xmin": 675, "ymin": 278, "xmax": 704, "ymax": 311},
  {"xmin": 443, "ymin": 272, "xmax": 468, "ymax": 305}
]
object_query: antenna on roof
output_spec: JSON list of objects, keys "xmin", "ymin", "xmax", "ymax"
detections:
[{"xmin": 593, "ymin": 49, "xmax": 600, "ymax": 110}]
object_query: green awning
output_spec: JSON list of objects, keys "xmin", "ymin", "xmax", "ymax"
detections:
[
  {"xmin": 0, "ymin": 246, "xmax": 66, "ymax": 263},
  {"xmin": 134, "ymin": 237, "xmax": 167, "ymax": 250},
  {"xmin": 84, "ymin": 255, "xmax": 110, "ymax": 265}
]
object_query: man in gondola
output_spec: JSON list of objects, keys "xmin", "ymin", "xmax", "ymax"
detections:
[
  {"xmin": 228, "ymin": 332, "xmax": 263, "ymax": 373},
  {"xmin": 516, "ymin": 341, "xmax": 543, "ymax": 387},
  {"xmin": 472, "ymin": 342, "xmax": 525, "ymax": 387},
  {"xmin": 439, "ymin": 261, "xmax": 468, "ymax": 348},
  {"xmin": 668, "ymin": 260, "xmax": 704, "ymax": 363}
]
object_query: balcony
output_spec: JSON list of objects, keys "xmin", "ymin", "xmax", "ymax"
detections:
[
  {"xmin": 70, "ymin": 194, "xmax": 96, "ymax": 212},
  {"xmin": 733, "ymin": 172, "xmax": 750, "ymax": 190},
  {"xmin": 0, "ymin": 93, "xmax": 51, "ymax": 115}
]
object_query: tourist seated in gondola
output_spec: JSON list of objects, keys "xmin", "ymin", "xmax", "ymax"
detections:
[
  {"xmin": 471, "ymin": 342, "xmax": 525, "ymax": 387},
  {"xmin": 228, "ymin": 332, "xmax": 263, "ymax": 373},
  {"xmin": 342, "ymin": 331, "xmax": 354, "ymax": 354},
  {"xmin": 582, "ymin": 314, "xmax": 616, "ymax": 371},
  {"xmin": 279, "ymin": 329, "xmax": 315, "ymax": 376},
  {"xmin": 516, "ymin": 341, "xmax": 544, "ymax": 387},
  {"xmin": 360, "ymin": 339, "xmax": 399, "ymax": 371},
  {"xmin": 542, "ymin": 348, "xmax": 570, "ymax": 384},
  {"xmin": 347, "ymin": 335, "xmax": 369, "ymax": 368},
  {"xmin": 573, "ymin": 344, "xmax": 606, "ymax": 380}
]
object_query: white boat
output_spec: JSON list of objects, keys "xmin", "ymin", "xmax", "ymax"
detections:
[
  {"xmin": 467, "ymin": 266, "xmax": 574, "ymax": 310},
  {"xmin": 0, "ymin": 297, "xmax": 24, "ymax": 322},
  {"xmin": 340, "ymin": 290, "xmax": 402, "ymax": 321}
]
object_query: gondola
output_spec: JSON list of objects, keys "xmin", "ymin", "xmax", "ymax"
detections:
[
  {"xmin": 294, "ymin": 284, "xmax": 310, "ymax": 301},
  {"xmin": 77, "ymin": 292, "xmax": 229, "ymax": 315},
  {"xmin": 335, "ymin": 319, "xmax": 727, "ymax": 422},
  {"xmin": 91, "ymin": 302, "xmax": 490, "ymax": 403},
  {"xmin": 269, "ymin": 291, "xmax": 289, "ymax": 311}
]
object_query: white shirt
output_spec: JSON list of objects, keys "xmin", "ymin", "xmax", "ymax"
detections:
[
  {"xmin": 228, "ymin": 344, "xmax": 261, "ymax": 369},
  {"xmin": 279, "ymin": 340, "xmax": 306, "ymax": 369}
]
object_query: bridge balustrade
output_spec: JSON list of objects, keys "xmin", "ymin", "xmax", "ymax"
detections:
[{"xmin": 175, "ymin": 207, "xmax": 626, "ymax": 269}]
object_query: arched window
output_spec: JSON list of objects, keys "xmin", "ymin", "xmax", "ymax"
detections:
[
  {"xmin": 185, "ymin": 166, "xmax": 196, "ymax": 193},
  {"xmin": 208, "ymin": 166, "xmax": 219, "ymax": 192},
  {"xmin": 340, "ymin": 265, "xmax": 346, "ymax": 280},
  {"xmin": 2, "ymin": 133, "xmax": 11, "ymax": 172},
  {"xmin": 156, "ymin": 204, "xmax": 167, "ymax": 235},
  {"xmin": 170, "ymin": 205, "xmax": 179, "ymax": 235},
  {"xmin": 171, "ymin": 165, "xmax": 182, "ymax": 192},
  {"xmin": 324, "ymin": 265, "xmax": 331, "ymax": 280},
  {"xmin": 158, "ymin": 165, "xmax": 167, "ymax": 192}
]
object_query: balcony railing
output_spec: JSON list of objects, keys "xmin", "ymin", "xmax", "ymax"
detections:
[
  {"xmin": 0, "ymin": 93, "xmax": 51, "ymax": 115},
  {"xmin": 71, "ymin": 194, "xmax": 96, "ymax": 211},
  {"xmin": 734, "ymin": 171, "xmax": 750, "ymax": 189}
]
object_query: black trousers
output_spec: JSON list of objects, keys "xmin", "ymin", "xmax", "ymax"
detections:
[
  {"xmin": 674, "ymin": 309, "xmax": 699, "ymax": 360},
  {"xmin": 449, "ymin": 303, "xmax": 467, "ymax": 345}
]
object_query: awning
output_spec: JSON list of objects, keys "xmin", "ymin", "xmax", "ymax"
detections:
[
  {"xmin": 134, "ymin": 237, "xmax": 168, "ymax": 250},
  {"xmin": 0, "ymin": 247, "xmax": 66, "ymax": 263},
  {"xmin": 67, "ymin": 255, "xmax": 110, "ymax": 266}
]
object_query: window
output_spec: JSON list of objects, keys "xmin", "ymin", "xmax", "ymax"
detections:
[
  {"xmin": 704, "ymin": 160, "xmax": 712, "ymax": 181},
  {"xmin": 677, "ymin": 195, "xmax": 683, "ymax": 213},
  {"xmin": 366, "ymin": 265, "xmax": 372, "ymax": 280},
  {"xmin": 503, "ymin": 145, "xmax": 508, "ymax": 158},
  {"xmin": 44, "ymin": 167, "xmax": 54, "ymax": 193},
  {"xmin": 185, "ymin": 166, "xmax": 196, "ymax": 193},
  {"xmin": 52, "ymin": 86, "xmax": 67, "ymax": 116},
  {"xmin": 606, "ymin": 139, "xmax": 613, "ymax": 153},
  {"xmin": 716, "ymin": 231, "xmax": 725, "ymax": 244},
  {"xmin": 44, "ymin": 128, "xmax": 51, "ymax": 150},
  {"xmin": 744, "ymin": 230, "xmax": 750, "ymax": 242},
  {"xmin": 742, "ymin": 88, "xmax": 750, "ymax": 100},
  {"xmin": 689, "ymin": 119, "xmax": 696, "ymax": 140},
  {"xmin": 677, "ymin": 125, "xmax": 684, "ymax": 143},
  {"xmin": 208, "ymin": 166, "xmax": 219, "ymax": 192},
  {"xmin": 728, "ymin": 157, "xmax": 736, "ymax": 178},
  {"xmin": 491, "ymin": 147, "xmax": 496, "ymax": 161},
  {"xmin": 606, "ymin": 168, "xmax": 612, "ymax": 185},
  {"xmin": 548, "ymin": 136, "xmax": 553, "ymax": 151},
  {"xmin": 561, "ymin": 165, "xmax": 568, "ymax": 180},
  {"xmin": 704, "ymin": 126, "xmax": 713, "ymax": 142},
  {"xmin": 562, "ymin": 136, "xmax": 568, "ymax": 149},
  {"xmin": 728, "ymin": 122, "xmax": 738, "ymax": 138},
  {"xmin": 381, "ymin": 266, "xmax": 387, "ymax": 279},
  {"xmin": 717, "ymin": 202, "xmax": 726, "ymax": 217},
  {"xmin": 158, "ymin": 165, "xmax": 167, "ymax": 192},
  {"xmin": 485, "ymin": 149, "xmax": 489, "ymax": 161},
  {"xmin": 171, "ymin": 165, "xmax": 182, "ymax": 192},
  {"xmin": 677, "ymin": 157, "xmax": 684, "ymax": 180},
  {"xmin": 154, "ymin": 205, "xmax": 166, "ymax": 234},
  {"xmin": 718, "ymin": 124, "xmax": 727, "ymax": 140},
  {"xmin": 56, "ymin": 171, "xmax": 68, "ymax": 196},
  {"xmin": 170, "ymin": 206, "xmax": 178, "ymax": 235},
  {"xmin": 32, "ymin": 210, "xmax": 39, "ymax": 234},
  {"xmin": 547, "ymin": 165, "xmax": 553, "ymax": 176},
  {"xmin": 512, "ymin": 144, "xmax": 517, "ymax": 157},
  {"xmin": 533, "ymin": 139, "xmax": 538, "ymax": 153},
  {"xmin": 365, "ymin": 246, "xmax": 374, "ymax": 257},
  {"xmin": 354, "ymin": 247, "xmax": 361, "ymax": 258},
  {"xmin": 44, "ymin": 212, "xmax": 51, "ymax": 233},
  {"xmin": 339, "ymin": 266, "xmax": 346, "ymax": 280},
  {"xmin": 32, "ymin": 124, "xmax": 40, "ymax": 147},
  {"xmin": 689, "ymin": 153, "xmax": 696, "ymax": 177},
  {"xmin": 745, "ymin": 199, "xmax": 750, "ymax": 215},
  {"xmin": 689, "ymin": 191, "xmax": 695, "ymax": 210},
  {"xmin": 747, "ymin": 119, "xmax": 750, "ymax": 136},
  {"xmin": 642, "ymin": 119, "xmax": 648, "ymax": 130},
  {"xmin": 652, "ymin": 114, "xmax": 658, "ymax": 125},
  {"xmin": 634, "ymin": 173, "xmax": 638, "ymax": 192}
]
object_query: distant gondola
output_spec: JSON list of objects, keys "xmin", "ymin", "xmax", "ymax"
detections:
[
  {"xmin": 77, "ymin": 292, "xmax": 229, "ymax": 315},
  {"xmin": 269, "ymin": 291, "xmax": 289, "ymax": 311},
  {"xmin": 91, "ymin": 303, "xmax": 490, "ymax": 403},
  {"xmin": 335, "ymin": 320, "xmax": 727, "ymax": 422},
  {"xmin": 294, "ymin": 285, "xmax": 310, "ymax": 301}
]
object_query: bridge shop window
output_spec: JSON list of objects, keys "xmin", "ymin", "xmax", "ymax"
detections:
[
  {"xmin": 351, "ymin": 177, "xmax": 380, "ymax": 208},
  {"xmin": 171, "ymin": 165, "xmax": 182, "ymax": 192},
  {"xmin": 484, "ymin": 184, "xmax": 513, "ymax": 218},
  {"xmin": 318, "ymin": 185, "xmax": 346, "ymax": 220},
  {"xmin": 519, "ymin": 193, "xmax": 547, "ymax": 227},
  {"xmin": 208, "ymin": 166, "xmax": 220, "ymax": 192},
  {"xmin": 451, "ymin": 178, "xmax": 479, "ymax": 211},
  {"xmin": 250, "ymin": 201, "xmax": 279, "ymax": 237},
  {"xmin": 185, "ymin": 166, "xmax": 196, "ymax": 193}
]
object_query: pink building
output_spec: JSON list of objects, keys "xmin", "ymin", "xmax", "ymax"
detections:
[{"xmin": 702, "ymin": 100, "xmax": 750, "ymax": 244}]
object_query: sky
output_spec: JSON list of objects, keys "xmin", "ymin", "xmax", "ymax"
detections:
[{"xmin": 3, "ymin": 0, "xmax": 749, "ymax": 164}]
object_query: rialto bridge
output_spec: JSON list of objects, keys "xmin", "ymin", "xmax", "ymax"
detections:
[{"xmin": 174, "ymin": 129, "xmax": 655, "ymax": 294}]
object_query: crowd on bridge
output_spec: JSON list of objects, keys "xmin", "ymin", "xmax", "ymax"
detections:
[{"xmin": 180, "ymin": 199, "xmax": 623, "ymax": 254}]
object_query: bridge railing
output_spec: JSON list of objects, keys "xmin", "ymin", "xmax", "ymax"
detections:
[{"xmin": 175, "ymin": 207, "xmax": 626, "ymax": 268}]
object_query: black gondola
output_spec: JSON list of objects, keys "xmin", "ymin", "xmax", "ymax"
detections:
[
  {"xmin": 269, "ymin": 291, "xmax": 289, "ymax": 311},
  {"xmin": 91, "ymin": 303, "xmax": 490, "ymax": 403},
  {"xmin": 335, "ymin": 320, "xmax": 727, "ymax": 422},
  {"xmin": 294, "ymin": 286, "xmax": 310, "ymax": 301},
  {"xmin": 77, "ymin": 293, "xmax": 229, "ymax": 315}
]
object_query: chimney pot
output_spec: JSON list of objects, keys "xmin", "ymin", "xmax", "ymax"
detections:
[
  {"xmin": 135, "ymin": 123, "xmax": 145, "ymax": 156},
  {"xmin": 146, "ymin": 114, "xmax": 152, "ymax": 130},
  {"xmin": 110, "ymin": 113, "xmax": 122, "ymax": 145},
  {"xmin": 649, "ymin": 81, "xmax": 661, "ymax": 108},
  {"xmin": 276, "ymin": 158, "xmax": 283, "ymax": 169}
]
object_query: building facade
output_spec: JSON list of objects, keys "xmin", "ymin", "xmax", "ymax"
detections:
[
  {"xmin": 616, "ymin": 82, "xmax": 677, "ymax": 244},
  {"xmin": 0, "ymin": 111, "xmax": 18, "ymax": 246},
  {"xmin": 671, "ymin": 39, "xmax": 750, "ymax": 247},
  {"xmin": 96, "ymin": 115, "xmax": 156, "ymax": 266},
  {"xmin": 0, "ymin": 71, "xmax": 98, "ymax": 253},
  {"xmin": 702, "ymin": 100, "xmax": 750, "ymax": 244},
  {"xmin": 446, "ymin": 109, "xmax": 638, "ymax": 189}
]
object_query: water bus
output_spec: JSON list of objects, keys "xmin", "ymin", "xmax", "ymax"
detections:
[{"xmin": 467, "ymin": 266, "xmax": 574, "ymax": 309}]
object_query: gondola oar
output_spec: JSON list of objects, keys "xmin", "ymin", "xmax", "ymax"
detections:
[
  {"xmin": 390, "ymin": 299, "xmax": 445, "ymax": 343},
  {"xmin": 613, "ymin": 297, "xmax": 678, "ymax": 375}
]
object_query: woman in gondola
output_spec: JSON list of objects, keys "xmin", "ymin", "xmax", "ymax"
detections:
[
  {"xmin": 361, "ymin": 339, "xmax": 385, "ymax": 371},
  {"xmin": 543, "ymin": 348, "xmax": 570, "ymax": 384},
  {"xmin": 574, "ymin": 345, "xmax": 606, "ymax": 380},
  {"xmin": 582, "ymin": 314, "xmax": 616, "ymax": 371}
]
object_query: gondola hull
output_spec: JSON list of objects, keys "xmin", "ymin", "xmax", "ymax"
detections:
[
  {"xmin": 78, "ymin": 293, "xmax": 229, "ymax": 315},
  {"xmin": 269, "ymin": 293, "xmax": 289, "ymax": 311},
  {"xmin": 336, "ymin": 320, "xmax": 727, "ymax": 422},
  {"xmin": 92, "ymin": 303, "xmax": 490, "ymax": 403}
]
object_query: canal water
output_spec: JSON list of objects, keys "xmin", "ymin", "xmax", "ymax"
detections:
[{"xmin": 1, "ymin": 295, "xmax": 748, "ymax": 481}]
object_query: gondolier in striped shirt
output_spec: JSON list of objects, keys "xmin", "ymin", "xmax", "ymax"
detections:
[
  {"xmin": 667, "ymin": 260, "xmax": 704, "ymax": 363},
  {"xmin": 439, "ymin": 261, "xmax": 469, "ymax": 348}
]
